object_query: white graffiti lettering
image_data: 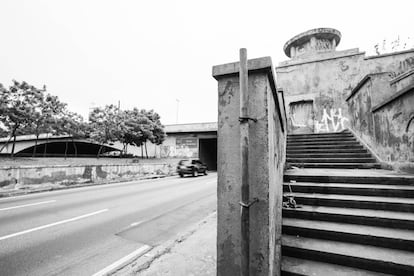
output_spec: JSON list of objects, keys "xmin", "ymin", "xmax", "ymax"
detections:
[
  {"xmin": 161, "ymin": 145, "xmax": 196, "ymax": 158},
  {"xmin": 315, "ymin": 108, "xmax": 349, "ymax": 133}
]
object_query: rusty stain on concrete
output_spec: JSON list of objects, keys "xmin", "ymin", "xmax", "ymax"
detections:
[
  {"xmin": 96, "ymin": 165, "xmax": 108, "ymax": 179},
  {"xmin": 0, "ymin": 163, "xmax": 175, "ymax": 191},
  {"xmin": 83, "ymin": 166, "xmax": 92, "ymax": 179},
  {"xmin": 219, "ymin": 81, "xmax": 235, "ymax": 107},
  {"xmin": 348, "ymin": 72, "xmax": 414, "ymax": 172}
]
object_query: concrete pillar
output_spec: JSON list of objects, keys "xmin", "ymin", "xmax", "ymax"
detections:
[
  {"xmin": 290, "ymin": 46, "xmax": 296, "ymax": 58},
  {"xmin": 212, "ymin": 56, "xmax": 286, "ymax": 276}
]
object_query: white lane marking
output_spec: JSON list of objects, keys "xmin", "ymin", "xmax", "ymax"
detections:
[
  {"xmin": 92, "ymin": 245, "xmax": 151, "ymax": 276},
  {"xmin": 0, "ymin": 200, "xmax": 56, "ymax": 212},
  {"xmin": 0, "ymin": 209, "xmax": 108, "ymax": 242},
  {"xmin": 129, "ymin": 221, "xmax": 143, "ymax": 227}
]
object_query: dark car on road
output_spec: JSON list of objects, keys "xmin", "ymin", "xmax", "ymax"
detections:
[{"xmin": 177, "ymin": 159, "xmax": 208, "ymax": 177}]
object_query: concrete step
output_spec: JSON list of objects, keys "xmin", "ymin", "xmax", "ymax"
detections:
[
  {"xmin": 282, "ymin": 205, "xmax": 414, "ymax": 230},
  {"xmin": 287, "ymin": 153, "xmax": 372, "ymax": 159},
  {"xmin": 282, "ymin": 256, "xmax": 388, "ymax": 276},
  {"xmin": 287, "ymin": 144, "xmax": 364, "ymax": 150},
  {"xmin": 287, "ymin": 135, "xmax": 354, "ymax": 140},
  {"xmin": 288, "ymin": 135, "xmax": 357, "ymax": 140},
  {"xmin": 284, "ymin": 192, "xmax": 414, "ymax": 212},
  {"xmin": 288, "ymin": 141, "xmax": 360, "ymax": 146},
  {"xmin": 287, "ymin": 148, "xmax": 369, "ymax": 154},
  {"xmin": 283, "ymin": 182, "xmax": 414, "ymax": 198},
  {"xmin": 284, "ymin": 173, "xmax": 414, "ymax": 185},
  {"xmin": 287, "ymin": 158, "xmax": 377, "ymax": 163},
  {"xmin": 283, "ymin": 218, "xmax": 414, "ymax": 251},
  {"xmin": 287, "ymin": 132, "xmax": 352, "ymax": 139},
  {"xmin": 287, "ymin": 138, "xmax": 357, "ymax": 144},
  {"xmin": 282, "ymin": 235, "xmax": 414, "ymax": 275},
  {"xmin": 286, "ymin": 147, "xmax": 368, "ymax": 154},
  {"xmin": 288, "ymin": 162, "xmax": 381, "ymax": 169}
]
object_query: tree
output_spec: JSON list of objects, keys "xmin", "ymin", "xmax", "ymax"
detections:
[
  {"xmin": 0, "ymin": 81, "xmax": 44, "ymax": 157},
  {"xmin": 89, "ymin": 104, "xmax": 122, "ymax": 158},
  {"xmin": 145, "ymin": 109, "xmax": 166, "ymax": 146},
  {"xmin": 56, "ymin": 110, "xmax": 88, "ymax": 158},
  {"xmin": 0, "ymin": 125, "xmax": 8, "ymax": 138},
  {"xmin": 117, "ymin": 108, "xmax": 166, "ymax": 158},
  {"xmin": 122, "ymin": 108, "xmax": 153, "ymax": 158},
  {"xmin": 141, "ymin": 109, "xmax": 166, "ymax": 158},
  {"xmin": 29, "ymin": 91, "xmax": 67, "ymax": 157}
]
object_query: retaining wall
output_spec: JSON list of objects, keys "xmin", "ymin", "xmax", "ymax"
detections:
[{"xmin": 0, "ymin": 163, "xmax": 176, "ymax": 190}]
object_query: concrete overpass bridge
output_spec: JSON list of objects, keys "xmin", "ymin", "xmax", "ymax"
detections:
[{"xmin": 0, "ymin": 134, "xmax": 121, "ymax": 157}]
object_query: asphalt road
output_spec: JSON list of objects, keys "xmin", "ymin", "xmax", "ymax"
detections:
[{"xmin": 0, "ymin": 173, "xmax": 217, "ymax": 276}]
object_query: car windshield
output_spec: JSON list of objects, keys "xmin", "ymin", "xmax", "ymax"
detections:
[{"xmin": 179, "ymin": 160, "xmax": 191, "ymax": 166}]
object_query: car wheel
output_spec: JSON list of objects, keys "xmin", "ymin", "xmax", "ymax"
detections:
[
  {"xmin": 204, "ymin": 170, "xmax": 208, "ymax": 175},
  {"xmin": 192, "ymin": 169, "xmax": 198, "ymax": 177},
  {"xmin": 179, "ymin": 173, "xmax": 184, "ymax": 178}
]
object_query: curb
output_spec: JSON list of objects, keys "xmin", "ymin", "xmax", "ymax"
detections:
[
  {"xmin": 92, "ymin": 245, "xmax": 152, "ymax": 276},
  {"xmin": 113, "ymin": 211, "xmax": 217, "ymax": 275}
]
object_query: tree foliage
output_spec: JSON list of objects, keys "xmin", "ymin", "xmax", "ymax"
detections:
[
  {"xmin": 0, "ymin": 81, "xmax": 85, "ymax": 157},
  {"xmin": 1, "ymin": 80, "xmax": 166, "ymax": 158},
  {"xmin": 88, "ymin": 105, "xmax": 166, "ymax": 158},
  {"xmin": 0, "ymin": 81, "xmax": 45, "ymax": 156}
]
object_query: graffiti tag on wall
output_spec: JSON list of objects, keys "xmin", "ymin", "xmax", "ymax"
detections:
[
  {"xmin": 389, "ymin": 57, "xmax": 414, "ymax": 79},
  {"xmin": 160, "ymin": 137, "xmax": 198, "ymax": 158},
  {"xmin": 315, "ymin": 39, "xmax": 332, "ymax": 51},
  {"xmin": 315, "ymin": 108, "xmax": 349, "ymax": 133},
  {"xmin": 161, "ymin": 145, "xmax": 197, "ymax": 158}
]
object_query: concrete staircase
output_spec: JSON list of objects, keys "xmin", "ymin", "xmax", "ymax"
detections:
[
  {"xmin": 281, "ymin": 131, "xmax": 414, "ymax": 275},
  {"xmin": 286, "ymin": 130, "xmax": 381, "ymax": 169}
]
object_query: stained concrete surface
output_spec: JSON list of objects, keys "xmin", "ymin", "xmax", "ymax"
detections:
[{"xmin": 119, "ymin": 212, "xmax": 217, "ymax": 276}]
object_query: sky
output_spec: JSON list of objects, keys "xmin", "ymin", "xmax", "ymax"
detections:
[{"xmin": 0, "ymin": 0, "xmax": 412, "ymax": 125}]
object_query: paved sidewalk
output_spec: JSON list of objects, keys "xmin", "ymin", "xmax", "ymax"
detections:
[{"xmin": 115, "ymin": 212, "xmax": 217, "ymax": 276}]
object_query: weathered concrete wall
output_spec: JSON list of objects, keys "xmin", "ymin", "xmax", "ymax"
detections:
[
  {"xmin": 276, "ymin": 45, "xmax": 414, "ymax": 133},
  {"xmin": 0, "ymin": 163, "xmax": 176, "ymax": 189},
  {"xmin": 346, "ymin": 73, "xmax": 390, "ymax": 139},
  {"xmin": 347, "ymin": 70, "xmax": 414, "ymax": 173},
  {"xmin": 213, "ymin": 56, "xmax": 286, "ymax": 275},
  {"xmin": 268, "ymin": 73, "xmax": 286, "ymax": 275},
  {"xmin": 128, "ymin": 133, "xmax": 217, "ymax": 159}
]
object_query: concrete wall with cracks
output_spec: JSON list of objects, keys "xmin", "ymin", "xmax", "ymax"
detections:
[
  {"xmin": 347, "ymin": 69, "xmax": 414, "ymax": 173},
  {"xmin": 0, "ymin": 163, "xmax": 176, "ymax": 190},
  {"xmin": 213, "ymin": 56, "xmax": 286, "ymax": 275}
]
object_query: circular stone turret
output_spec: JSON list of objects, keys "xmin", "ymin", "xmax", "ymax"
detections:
[{"xmin": 283, "ymin": 28, "xmax": 341, "ymax": 58}]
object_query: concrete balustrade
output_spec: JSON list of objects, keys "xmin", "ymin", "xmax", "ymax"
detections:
[{"xmin": 212, "ymin": 56, "xmax": 286, "ymax": 275}]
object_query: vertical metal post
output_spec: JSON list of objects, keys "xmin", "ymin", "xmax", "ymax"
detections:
[{"xmin": 239, "ymin": 48, "xmax": 250, "ymax": 276}]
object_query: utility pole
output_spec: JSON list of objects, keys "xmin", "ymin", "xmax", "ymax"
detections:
[{"xmin": 239, "ymin": 48, "xmax": 250, "ymax": 276}]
